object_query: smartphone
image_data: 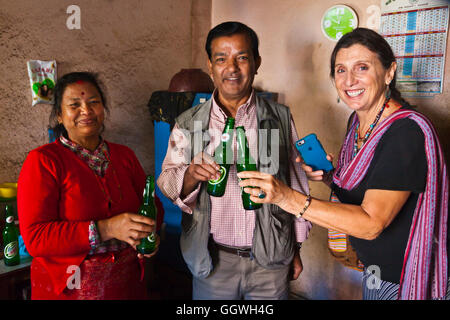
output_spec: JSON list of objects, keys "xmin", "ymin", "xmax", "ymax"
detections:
[{"xmin": 295, "ymin": 133, "xmax": 333, "ymax": 172}]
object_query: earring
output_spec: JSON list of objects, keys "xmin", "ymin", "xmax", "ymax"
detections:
[{"xmin": 385, "ymin": 87, "xmax": 391, "ymax": 100}]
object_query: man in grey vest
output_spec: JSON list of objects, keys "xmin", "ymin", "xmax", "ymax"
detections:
[{"xmin": 157, "ymin": 21, "xmax": 311, "ymax": 300}]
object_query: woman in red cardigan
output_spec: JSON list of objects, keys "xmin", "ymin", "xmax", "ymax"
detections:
[{"xmin": 17, "ymin": 72, "xmax": 159, "ymax": 299}]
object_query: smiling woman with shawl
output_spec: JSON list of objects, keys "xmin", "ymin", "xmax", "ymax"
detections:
[{"xmin": 237, "ymin": 28, "xmax": 448, "ymax": 300}]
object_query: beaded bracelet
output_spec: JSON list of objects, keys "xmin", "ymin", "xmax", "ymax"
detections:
[{"xmin": 295, "ymin": 194, "xmax": 312, "ymax": 219}]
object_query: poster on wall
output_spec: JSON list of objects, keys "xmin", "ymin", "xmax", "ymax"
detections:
[
  {"xmin": 380, "ymin": 0, "xmax": 449, "ymax": 97},
  {"xmin": 27, "ymin": 60, "xmax": 57, "ymax": 106}
]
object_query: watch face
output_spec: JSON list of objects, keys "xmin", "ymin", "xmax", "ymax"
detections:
[{"xmin": 321, "ymin": 5, "xmax": 358, "ymax": 41}]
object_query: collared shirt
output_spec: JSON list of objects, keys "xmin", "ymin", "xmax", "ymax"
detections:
[
  {"xmin": 59, "ymin": 135, "xmax": 128, "ymax": 254},
  {"xmin": 158, "ymin": 90, "xmax": 312, "ymax": 247},
  {"xmin": 59, "ymin": 135, "xmax": 109, "ymax": 176}
]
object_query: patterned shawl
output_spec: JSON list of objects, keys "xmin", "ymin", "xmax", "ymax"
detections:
[{"xmin": 333, "ymin": 109, "xmax": 448, "ymax": 300}]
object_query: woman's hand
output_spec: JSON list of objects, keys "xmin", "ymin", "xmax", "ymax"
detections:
[
  {"xmin": 296, "ymin": 154, "xmax": 334, "ymax": 186},
  {"xmin": 97, "ymin": 213, "xmax": 155, "ymax": 248},
  {"xmin": 237, "ymin": 171, "xmax": 295, "ymax": 210}
]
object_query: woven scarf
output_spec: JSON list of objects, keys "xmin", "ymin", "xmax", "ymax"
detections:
[
  {"xmin": 333, "ymin": 109, "xmax": 448, "ymax": 300},
  {"xmin": 60, "ymin": 135, "xmax": 109, "ymax": 176}
]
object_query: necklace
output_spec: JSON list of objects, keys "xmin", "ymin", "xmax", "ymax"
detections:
[{"xmin": 353, "ymin": 98, "xmax": 389, "ymax": 157}]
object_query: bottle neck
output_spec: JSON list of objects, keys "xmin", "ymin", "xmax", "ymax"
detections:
[
  {"xmin": 143, "ymin": 192, "xmax": 154, "ymax": 205},
  {"xmin": 142, "ymin": 178, "xmax": 155, "ymax": 205},
  {"xmin": 5, "ymin": 215, "xmax": 14, "ymax": 225},
  {"xmin": 236, "ymin": 127, "xmax": 250, "ymax": 164},
  {"xmin": 222, "ymin": 119, "xmax": 235, "ymax": 137},
  {"xmin": 221, "ymin": 121, "xmax": 235, "ymax": 145},
  {"xmin": 224, "ymin": 118, "xmax": 235, "ymax": 130},
  {"xmin": 5, "ymin": 205, "xmax": 14, "ymax": 224}
]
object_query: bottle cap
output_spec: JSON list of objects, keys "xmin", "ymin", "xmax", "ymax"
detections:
[{"xmin": 226, "ymin": 117, "xmax": 235, "ymax": 124}]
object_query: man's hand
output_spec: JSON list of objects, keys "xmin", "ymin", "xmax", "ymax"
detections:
[
  {"xmin": 181, "ymin": 151, "xmax": 221, "ymax": 197},
  {"xmin": 290, "ymin": 249, "xmax": 303, "ymax": 281}
]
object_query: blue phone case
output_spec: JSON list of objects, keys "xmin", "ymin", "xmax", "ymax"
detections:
[{"xmin": 295, "ymin": 134, "xmax": 333, "ymax": 172}]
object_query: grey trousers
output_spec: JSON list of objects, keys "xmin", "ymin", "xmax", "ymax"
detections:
[{"xmin": 193, "ymin": 249, "xmax": 290, "ymax": 300}]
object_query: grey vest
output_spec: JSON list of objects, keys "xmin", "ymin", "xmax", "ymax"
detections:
[{"xmin": 175, "ymin": 95, "xmax": 296, "ymax": 279}]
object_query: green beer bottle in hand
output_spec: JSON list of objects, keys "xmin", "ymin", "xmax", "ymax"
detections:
[
  {"xmin": 207, "ymin": 117, "xmax": 235, "ymax": 197},
  {"xmin": 236, "ymin": 126, "xmax": 262, "ymax": 210},
  {"xmin": 2, "ymin": 205, "xmax": 20, "ymax": 266},
  {"xmin": 136, "ymin": 175, "xmax": 158, "ymax": 254}
]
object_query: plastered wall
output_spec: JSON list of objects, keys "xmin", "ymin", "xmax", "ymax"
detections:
[
  {"xmin": 0, "ymin": 0, "xmax": 211, "ymax": 183},
  {"xmin": 212, "ymin": 0, "xmax": 450, "ymax": 299}
]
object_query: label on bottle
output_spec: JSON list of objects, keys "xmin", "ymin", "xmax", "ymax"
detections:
[
  {"xmin": 147, "ymin": 232, "xmax": 156, "ymax": 243},
  {"xmin": 221, "ymin": 133, "xmax": 230, "ymax": 142},
  {"xmin": 4, "ymin": 241, "xmax": 18, "ymax": 259},
  {"xmin": 208, "ymin": 166, "xmax": 227, "ymax": 185},
  {"xmin": 6, "ymin": 216, "xmax": 14, "ymax": 224}
]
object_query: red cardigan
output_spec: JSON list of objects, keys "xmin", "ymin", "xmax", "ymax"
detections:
[{"xmin": 17, "ymin": 140, "xmax": 159, "ymax": 295}]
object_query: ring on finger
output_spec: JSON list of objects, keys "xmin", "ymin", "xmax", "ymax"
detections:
[{"xmin": 258, "ymin": 189, "xmax": 266, "ymax": 199}]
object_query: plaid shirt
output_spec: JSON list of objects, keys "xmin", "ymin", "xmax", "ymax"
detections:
[
  {"xmin": 59, "ymin": 135, "xmax": 128, "ymax": 254},
  {"xmin": 158, "ymin": 90, "xmax": 312, "ymax": 248},
  {"xmin": 59, "ymin": 135, "xmax": 109, "ymax": 176}
]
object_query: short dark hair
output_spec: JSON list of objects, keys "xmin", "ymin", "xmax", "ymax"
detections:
[
  {"xmin": 205, "ymin": 21, "xmax": 260, "ymax": 60},
  {"xmin": 330, "ymin": 28, "xmax": 406, "ymax": 105},
  {"xmin": 49, "ymin": 72, "xmax": 108, "ymax": 138}
]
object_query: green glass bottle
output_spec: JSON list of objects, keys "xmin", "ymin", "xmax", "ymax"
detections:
[
  {"xmin": 207, "ymin": 117, "xmax": 235, "ymax": 197},
  {"xmin": 2, "ymin": 205, "xmax": 20, "ymax": 266},
  {"xmin": 236, "ymin": 126, "xmax": 262, "ymax": 210},
  {"xmin": 136, "ymin": 175, "xmax": 158, "ymax": 254}
]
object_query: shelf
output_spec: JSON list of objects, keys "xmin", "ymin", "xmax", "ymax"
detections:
[
  {"xmin": 0, "ymin": 256, "xmax": 32, "ymax": 278},
  {"xmin": 0, "ymin": 197, "xmax": 16, "ymax": 203}
]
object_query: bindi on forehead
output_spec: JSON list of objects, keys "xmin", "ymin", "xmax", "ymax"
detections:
[
  {"xmin": 64, "ymin": 81, "xmax": 100, "ymax": 100},
  {"xmin": 76, "ymin": 80, "xmax": 85, "ymax": 95}
]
